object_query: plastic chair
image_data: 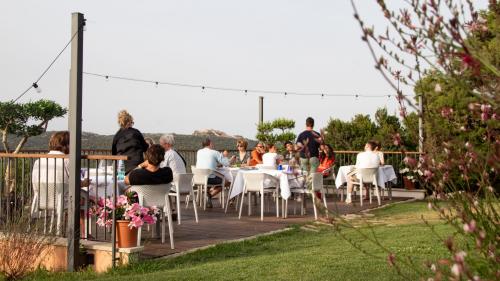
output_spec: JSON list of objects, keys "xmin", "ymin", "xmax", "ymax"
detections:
[
  {"xmin": 288, "ymin": 172, "xmax": 327, "ymax": 220},
  {"xmin": 129, "ymin": 184, "xmax": 174, "ymax": 249},
  {"xmin": 169, "ymin": 173, "xmax": 198, "ymax": 224},
  {"xmin": 238, "ymin": 173, "xmax": 280, "ymax": 221},
  {"xmin": 191, "ymin": 167, "xmax": 225, "ymax": 210},
  {"xmin": 350, "ymin": 168, "xmax": 380, "ymax": 206}
]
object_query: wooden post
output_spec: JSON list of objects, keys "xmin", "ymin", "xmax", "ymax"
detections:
[{"xmin": 67, "ymin": 12, "xmax": 84, "ymax": 272}]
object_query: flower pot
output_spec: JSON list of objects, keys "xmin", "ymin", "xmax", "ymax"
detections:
[
  {"xmin": 116, "ymin": 220, "xmax": 138, "ymax": 248},
  {"xmin": 403, "ymin": 176, "xmax": 415, "ymax": 190}
]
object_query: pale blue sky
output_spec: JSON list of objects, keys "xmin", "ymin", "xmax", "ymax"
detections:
[{"xmin": 1, "ymin": 0, "xmax": 488, "ymax": 138}]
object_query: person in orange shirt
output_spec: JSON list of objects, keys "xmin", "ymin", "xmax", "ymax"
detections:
[
  {"xmin": 317, "ymin": 144, "xmax": 335, "ymax": 177},
  {"xmin": 248, "ymin": 142, "xmax": 265, "ymax": 166}
]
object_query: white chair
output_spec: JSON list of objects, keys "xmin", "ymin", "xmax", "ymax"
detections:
[
  {"xmin": 129, "ymin": 184, "xmax": 174, "ymax": 249},
  {"xmin": 238, "ymin": 173, "xmax": 280, "ymax": 221},
  {"xmin": 191, "ymin": 167, "xmax": 225, "ymax": 210},
  {"xmin": 168, "ymin": 173, "xmax": 198, "ymax": 224},
  {"xmin": 349, "ymin": 168, "xmax": 380, "ymax": 206},
  {"xmin": 288, "ymin": 172, "xmax": 328, "ymax": 220}
]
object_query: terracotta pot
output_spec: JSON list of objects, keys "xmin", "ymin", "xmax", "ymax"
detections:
[
  {"xmin": 116, "ymin": 220, "xmax": 138, "ymax": 248},
  {"xmin": 403, "ymin": 176, "xmax": 415, "ymax": 190}
]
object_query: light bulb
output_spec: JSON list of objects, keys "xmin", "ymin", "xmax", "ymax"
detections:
[
  {"xmin": 201, "ymin": 86, "xmax": 205, "ymax": 94},
  {"xmin": 32, "ymin": 83, "xmax": 42, "ymax": 93},
  {"xmin": 105, "ymin": 76, "xmax": 109, "ymax": 82},
  {"xmin": 155, "ymin": 82, "xmax": 159, "ymax": 88}
]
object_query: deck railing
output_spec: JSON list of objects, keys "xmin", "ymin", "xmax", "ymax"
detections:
[{"xmin": 0, "ymin": 152, "xmax": 126, "ymax": 248}]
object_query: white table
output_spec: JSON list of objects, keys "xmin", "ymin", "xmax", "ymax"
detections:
[
  {"xmin": 229, "ymin": 169, "xmax": 304, "ymax": 200},
  {"xmin": 335, "ymin": 165, "xmax": 397, "ymax": 188},
  {"xmin": 82, "ymin": 173, "xmax": 126, "ymax": 200}
]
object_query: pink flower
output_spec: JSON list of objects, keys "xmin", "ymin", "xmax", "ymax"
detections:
[
  {"xmin": 440, "ymin": 107, "xmax": 453, "ymax": 118},
  {"xmin": 392, "ymin": 133, "xmax": 402, "ymax": 146},
  {"xmin": 403, "ymin": 156, "xmax": 417, "ymax": 168},
  {"xmin": 424, "ymin": 170, "xmax": 434, "ymax": 180},
  {"xmin": 451, "ymin": 263, "xmax": 462, "ymax": 277},
  {"xmin": 454, "ymin": 251, "xmax": 467, "ymax": 263},
  {"xmin": 463, "ymin": 220, "xmax": 476, "ymax": 233},
  {"xmin": 117, "ymin": 195, "xmax": 129, "ymax": 206},
  {"xmin": 105, "ymin": 198, "xmax": 115, "ymax": 210},
  {"xmin": 143, "ymin": 214, "xmax": 156, "ymax": 225},
  {"xmin": 387, "ymin": 253, "xmax": 396, "ymax": 266},
  {"xmin": 128, "ymin": 216, "xmax": 144, "ymax": 229}
]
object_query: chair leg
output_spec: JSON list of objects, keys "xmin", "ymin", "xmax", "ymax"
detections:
[
  {"xmin": 369, "ymin": 185, "xmax": 373, "ymax": 204},
  {"xmin": 359, "ymin": 184, "xmax": 363, "ymax": 207},
  {"xmin": 275, "ymin": 192, "xmax": 279, "ymax": 218},
  {"xmin": 176, "ymin": 193, "xmax": 181, "ymax": 225},
  {"xmin": 285, "ymin": 199, "xmax": 288, "ymax": 219},
  {"xmin": 191, "ymin": 191, "xmax": 199, "ymax": 223},
  {"xmin": 311, "ymin": 192, "xmax": 318, "ymax": 220},
  {"xmin": 238, "ymin": 192, "xmax": 245, "ymax": 219},
  {"xmin": 375, "ymin": 186, "xmax": 381, "ymax": 206},
  {"xmin": 260, "ymin": 192, "xmax": 264, "ymax": 221},
  {"xmin": 248, "ymin": 192, "xmax": 252, "ymax": 216},
  {"xmin": 165, "ymin": 200, "xmax": 174, "ymax": 249}
]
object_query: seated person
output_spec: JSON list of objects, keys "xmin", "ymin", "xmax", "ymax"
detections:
[
  {"xmin": 317, "ymin": 144, "xmax": 335, "ymax": 177},
  {"xmin": 230, "ymin": 139, "xmax": 251, "ymax": 166},
  {"xmin": 248, "ymin": 142, "xmax": 265, "ymax": 166},
  {"xmin": 158, "ymin": 134, "xmax": 187, "ymax": 178},
  {"xmin": 125, "ymin": 144, "xmax": 173, "ymax": 186},
  {"xmin": 282, "ymin": 141, "xmax": 299, "ymax": 164},
  {"xmin": 345, "ymin": 140, "xmax": 380, "ymax": 204},
  {"xmin": 195, "ymin": 138, "xmax": 230, "ymax": 207},
  {"xmin": 31, "ymin": 131, "xmax": 89, "ymax": 236},
  {"xmin": 262, "ymin": 144, "xmax": 281, "ymax": 168},
  {"xmin": 373, "ymin": 140, "xmax": 385, "ymax": 166}
]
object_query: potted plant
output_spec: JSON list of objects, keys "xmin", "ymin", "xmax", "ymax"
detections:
[
  {"xmin": 399, "ymin": 167, "xmax": 419, "ymax": 190},
  {"xmin": 89, "ymin": 193, "xmax": 159, "ymax": 248}
]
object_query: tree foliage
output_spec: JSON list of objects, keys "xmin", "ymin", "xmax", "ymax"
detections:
[
  {"xmin": 323, "ymin": 108, "xmax": 417, "ymax": 151},
  {"xmin": 0, "ymin": 99, "xmax": 66, "ymax": 153},
  {"xmin": 256, "ymin": 118, "xmax": 296, "ymax": 150}
]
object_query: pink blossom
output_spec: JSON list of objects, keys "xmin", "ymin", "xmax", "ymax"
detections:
[
  {"xmin": 387, "ymin": 253, "xmax": 396, "ymax": 266},
  {"xmin": 454, "ymin": 251, "xmax": 467, "ymax": 263},
  {"xmin": 117, "ymin": 195, "xmax": 129, "ymax": 206},
  {"xmin": 128, "ymin": 216, "xmax": 144, "ymax": 229},
  {"xmin": 392, "ymin": 133, "xmax": 402, "ymax": 146},
  {"xmin": 424, "ymin": 170, "xmax": 434, "ymax": 180},
  {"xmin": 481, "ymin": 112, "xmax": 490, "ymax": 121},
  {"xmin": 451, "ymin": 263, "xmax": 462, "ymax": 277},
  {"xmin": 463, "ymin": 220, "xmax": 476, "ymax": 233},
  {"xmin": 403, "ymin": 156, "xmax": 417, "ymax": 168},
  {"xmin": 143, "ymin": 214, "xmax": 156, "ymax": 225},
  {"xmin": 440, "ymin": 107, "xmax": 453, "ymax": 118},
  {"xmin": 105, "ymin": 198, "xmax": 115, "ymax": 210}
]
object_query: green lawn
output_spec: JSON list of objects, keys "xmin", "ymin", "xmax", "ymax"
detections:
[{"xmin": 27, "ymin": 201, "xmax": 452, "ymax": 281}]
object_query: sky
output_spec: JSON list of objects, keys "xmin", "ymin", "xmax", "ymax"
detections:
[{"xmin": 1, "ymin": 0, "xmax": 489, "ymax": 139}]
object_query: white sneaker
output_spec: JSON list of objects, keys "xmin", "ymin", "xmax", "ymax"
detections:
[{"xmin": 345, "ymin": 197, "xmax": 352, "ymax": 204}]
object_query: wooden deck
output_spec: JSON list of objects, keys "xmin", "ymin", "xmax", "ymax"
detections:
[{"xmin": 139, "ymin": 195, "xmax": 408, "ymax": 258}]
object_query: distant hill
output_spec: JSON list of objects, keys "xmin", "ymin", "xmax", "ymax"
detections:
[{"xmin": 6, "ymin": 131, "xmax": 257, "ymax": 152}]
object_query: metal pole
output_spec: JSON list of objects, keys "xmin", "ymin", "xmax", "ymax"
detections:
[
  {"xmin": 258, "ymin": 96, "xmax": 263, "ymax": 124},
  {"xmin": 67, "ymin": 12, "xmax": 84, "ymax": 272},
  {"xmin": 418, "ymin": 94, "xmax": 424, "ymax": 153}
]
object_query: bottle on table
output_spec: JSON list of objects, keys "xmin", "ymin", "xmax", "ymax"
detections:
[{"xmin": 117, "ymin": 160, "xmax": 125, "ymax": 181}]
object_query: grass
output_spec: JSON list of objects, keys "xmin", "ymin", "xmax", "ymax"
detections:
[{"xmin": 26, "ymin": 201, "xmax": 453, "ymax": 281}]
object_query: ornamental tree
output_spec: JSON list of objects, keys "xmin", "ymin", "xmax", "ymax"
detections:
[
  {"xmin": 256, "ymin": 118, "xmax": 296, "ymax": 150},
  {"xmin": 0, "ymin": 99, "xmax": 66, "ymax": 154},
  {"xmin": 347, "ymin": 1, "xmax": 499, "ymax": 279}
]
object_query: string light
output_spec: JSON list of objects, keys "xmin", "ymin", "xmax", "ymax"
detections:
[
  {"xmin": 105, "ymin": 75, "xmax": 109, "ymax": 82},
  {"xmin": 155, "ymin": 81, "xmax": 159, "ymax": 88},
  {"xmin": 32, "ymin": 83, "xmax": 42, "ymax": 93},
  {"xmin": 82, "ymin": 72, "xmax": 407, "ymax": 99}
]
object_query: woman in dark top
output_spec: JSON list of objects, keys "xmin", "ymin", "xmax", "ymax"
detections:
[
  {"xmin": 112, "ymin": 110, "xmax": 149, "ymax": 174},
  {"xmin": 125, "ymin": 144, "xmax": 173, "ymax": 186}
]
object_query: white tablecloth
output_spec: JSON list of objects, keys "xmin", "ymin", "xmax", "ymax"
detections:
[
  {"xmin": 82, "ymin": 174, "xmax": 126, "ymax": 199},
  {"xmin": 229, "ymin": 169, "xmax": 304, "ymax": 200},
  {"xmin": 335, "ymin": 165, "xmax": 397, "ymax": 188}
]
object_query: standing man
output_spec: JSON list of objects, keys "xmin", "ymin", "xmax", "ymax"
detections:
[
  {"xmin": 296, "ymin": 117, "xmax": 323, "ymax": 174},
  {"xmin": 158, "ymin": 134, "xmax": 187, "ymax": 178}
]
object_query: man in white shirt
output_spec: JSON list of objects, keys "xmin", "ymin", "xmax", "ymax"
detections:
[
  {"xmin": 345, "ymin": 140, "xmax": 380, "ymax": 204},
  {"xmin": 195, "ymin": 138, "xmax": 230, "ymax": 207},
  {"xmin": 159, "ymin": 134, "xmax": 187, "ymax": 178},
  {"xmin": 262, "ymin": 144, "xmax": 281, "ymax": 168}
]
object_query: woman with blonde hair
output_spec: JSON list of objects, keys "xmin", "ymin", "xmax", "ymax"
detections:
[{"xmin": 112, "ymin": 110, "xmax": 148, "ymax": 174}]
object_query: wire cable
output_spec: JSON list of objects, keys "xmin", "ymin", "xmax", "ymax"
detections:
[
  {"xmin": 83, "ymin": 71, "xmax": 404, "ymax": 98},
  {"xmin": 13, "ymin": 22, "xmax": 85, "ymax": 102}
]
